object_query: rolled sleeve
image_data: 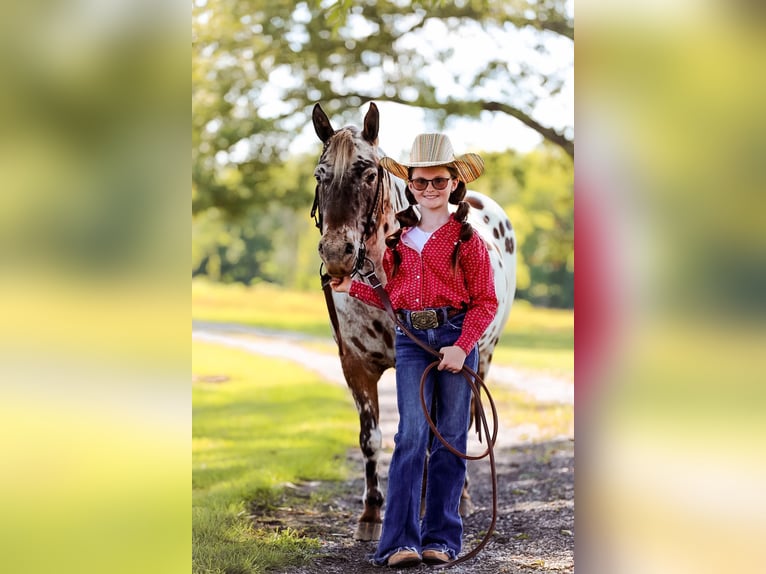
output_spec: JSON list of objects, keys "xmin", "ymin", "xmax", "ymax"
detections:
[
  {"xmin": 455, "ymin": 236, "xmax": 498, "ymax": 353},
  {"xmin": 348, "ymin": 280, "xmax": 385, "ymax": 309}
]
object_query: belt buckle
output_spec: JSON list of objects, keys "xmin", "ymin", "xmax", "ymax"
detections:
[{"xmin": 410, "ymin": 309, "xmax": 439, "ymax": 330}]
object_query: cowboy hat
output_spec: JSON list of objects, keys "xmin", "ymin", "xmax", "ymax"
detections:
[{"xmin": 380, "ymin": 133, "xmax": 485, "ymax": 183}]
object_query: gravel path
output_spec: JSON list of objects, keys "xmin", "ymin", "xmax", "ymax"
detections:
[{"xmin": 193, "ymin": 320, "xmax": 574, "ymax": 573}]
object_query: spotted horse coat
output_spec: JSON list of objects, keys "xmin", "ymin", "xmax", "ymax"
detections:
[{"xmin": 311, "ymin": 102, "xmax": 516, "ymax": 541}]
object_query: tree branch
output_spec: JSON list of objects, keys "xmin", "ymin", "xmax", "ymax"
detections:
[
  {"xmin": 322, "ymin": 92, "xmax": 574, "ymax": 159},
  {"xmin": 482, "ymin": 101, "xmax": 573, "ymax": 159}
]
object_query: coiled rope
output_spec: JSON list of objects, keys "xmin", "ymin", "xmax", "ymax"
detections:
[{"xmin": 364, "ymin": 269, "xmax": 499, "ymax": 570}]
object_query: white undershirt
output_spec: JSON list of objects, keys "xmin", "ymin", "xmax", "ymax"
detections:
[{"xmin": 402, "ymin": 226, "xmax": 432, "ymax": 253}]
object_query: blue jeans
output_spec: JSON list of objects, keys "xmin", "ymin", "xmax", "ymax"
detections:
[{"xmin": 373, "ymin": 314, "xmax": 477, "ymax": 565}]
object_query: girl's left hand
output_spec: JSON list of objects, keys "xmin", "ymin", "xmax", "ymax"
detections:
[{"xmin": 438, "ymin": 346, "xmax": 467, "ymax": 373}]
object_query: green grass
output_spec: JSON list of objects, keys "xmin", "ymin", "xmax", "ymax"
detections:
[
  {"xmin": 192, "ymin": 279, "xmax": 573, "ymax": 378},
  {"xmin": 193, "ymin": 279, "xmax": 333, "ymax": 338},
  {"xmin": 492, "ymin": 300, "xmax": 573, "ymax": 379},
  {"xmin": 489, "ymin": 385, "xmax": 574, "ymax": 442},
  {"xmin": 193, "ymin": 341, "xmax": 358, "ymax": 574}
]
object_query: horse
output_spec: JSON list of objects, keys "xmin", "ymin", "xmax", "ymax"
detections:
[{"xmin": 310, "ymin": 102, "xmax": 516, "ymax": 541}]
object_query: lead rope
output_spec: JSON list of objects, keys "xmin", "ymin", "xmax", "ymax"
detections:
[{"xmin": 363, "ymin": 269, "xmax": 500, "ymax": 570}]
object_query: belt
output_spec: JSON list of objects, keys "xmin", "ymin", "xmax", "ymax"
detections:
[{"xmin": 396, "ymin": 306, "xmax": 464, "ymax": 330}]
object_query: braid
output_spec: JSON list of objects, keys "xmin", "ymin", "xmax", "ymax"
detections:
[
  {"xmin": 396, "ymin": 205, "xmax": 420, "ymax": 228},
  {"xmin": 449, "ymin": 180, "xmax": 467, "ymax": 205},
  {"xmin": 385, "ymin": 230, "xmax": 403, "ymax": 278},
  {"xmin": 454, "ymin": 200, "xmax": 471, "ymax": 224},
  {"xmin": 385, "ymin": 206, "xmax": 420, "ymax": 278},
  {"xmin": 450, "ymin": 200, "xmax": 474, "ymax": 271}
]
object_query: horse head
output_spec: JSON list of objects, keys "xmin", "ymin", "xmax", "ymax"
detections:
[{"xmin": 311, "ymin": 102, "xmax": 390, "ymax": 279}]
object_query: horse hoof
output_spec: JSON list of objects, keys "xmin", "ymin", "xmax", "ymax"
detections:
[
  {"xmin": 459, "ymin": 497, "xmax": 476, "ymax": 517},
  {"xmin": 354, "ymin": 521, "xmax": 382, "ymax": 541}
]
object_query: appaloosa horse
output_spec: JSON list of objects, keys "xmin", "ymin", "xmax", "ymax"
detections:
[{"xmin": 311, "ymin": 102, "xmax": 516, "ymax": 541}]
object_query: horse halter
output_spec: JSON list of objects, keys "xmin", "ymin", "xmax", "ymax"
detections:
[{"xmin": 312, "ymin": 165, "xmax": 384, "ymax": 278}]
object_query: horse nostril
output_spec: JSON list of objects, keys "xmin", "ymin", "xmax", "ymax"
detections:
[
  {"xmin": 344, "ymin": 243, "xmax": 355, "ymax": 255},
  {"xmin": 318, "ymin": 243, "xmax": 324, "ymax": 254}
]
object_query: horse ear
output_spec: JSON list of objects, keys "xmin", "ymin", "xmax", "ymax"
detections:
[
  {"xmin": 312, "ymin": 103, "xmax": 335, "ymax": 143},
  {"xmin": 362, "ymin": 102, "xmax": 379, "ymax": 144}
]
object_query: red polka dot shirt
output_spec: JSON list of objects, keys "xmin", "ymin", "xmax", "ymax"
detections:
[{"xmin": 350, "ymin": 214, "xmax": 498, "ymax": 354}]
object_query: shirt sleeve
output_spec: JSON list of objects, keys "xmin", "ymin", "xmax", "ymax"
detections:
[
  {"xmin": 348, "ymin": 279, "xmax": 384, "ymax": 309},
  {"xmin": 454, "ymin": 235, "xmax": 498, "ymax": 354},
  {"xmin": 347, "ymin": 248, "xmax": 394, "ymax": 309}
]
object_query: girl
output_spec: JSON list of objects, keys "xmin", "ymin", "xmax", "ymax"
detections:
[{"xmin": 331, "ymin": 133, "xmax": 497, "ymax": 568}]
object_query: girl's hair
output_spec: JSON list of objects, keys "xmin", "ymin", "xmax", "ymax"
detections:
[{"xmin": 385, "ymin": 166, "xmax": 474, "ymax": 278}]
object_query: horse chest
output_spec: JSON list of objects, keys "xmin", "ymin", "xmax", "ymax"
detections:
[{"xmin": 334, "ymin": 294, "xmax": 396, "ymax": 368}]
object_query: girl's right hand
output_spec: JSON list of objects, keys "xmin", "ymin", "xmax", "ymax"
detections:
[
  {"xmin": 329, "ymin": 276, "xmax": 352, "ymax": 293},
  {"xmin": 437, "ymin": 345, "xmax": 467, "ymax": 373}
]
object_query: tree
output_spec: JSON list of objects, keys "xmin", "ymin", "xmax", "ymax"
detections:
[
  {"xmin": 472, "ymin": 144, "xmax": 573, "ymax": 307},
  {"xmin": 192, "ymin": 0, "xmax": 573, "ymax": 217}
]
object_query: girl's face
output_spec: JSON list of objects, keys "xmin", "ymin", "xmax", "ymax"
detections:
[{"xmin": 408, "ymin": 166, "xmax": 458, "ymax": 211}]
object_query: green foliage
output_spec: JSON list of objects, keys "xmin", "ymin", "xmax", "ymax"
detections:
[
  {"xmin": 192, "ymin": 154, "xmax": 321, "ymax": 287},
  {"xmin": 474, "ymin": 144, "xmax": 574, "ymax": 306},
  {"xmin": 192, "ymin": 0, "xmax": 573, "ymax": 217},
  {"xmin": 192, "ymin": 0, "xmax": 573, "ymax": 306}
]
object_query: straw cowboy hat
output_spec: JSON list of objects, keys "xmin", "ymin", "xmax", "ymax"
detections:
[{"xmin": 380, "ymin": 133, "xmax": 485, "ymax": 183}]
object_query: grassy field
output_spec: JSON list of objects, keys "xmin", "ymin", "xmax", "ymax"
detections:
[
  {"xmin": 192, "ymin": 279, "xmax": 573, "ymax": 379},
  {"xmin": 193, "ymin": 341, "xmax": 358, "ymax": 574}
]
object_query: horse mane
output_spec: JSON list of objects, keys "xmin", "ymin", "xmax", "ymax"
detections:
[
  {"xmin": 321, "ymin": 128, "xmax": 409, "ymax": 237},
  {"xmin": 377, "ymin": 150, "xmax": 408, "ymax": 215},
  {"xmin": 325, "ymin": 128, "xmax": 358, "ymax": 189}
]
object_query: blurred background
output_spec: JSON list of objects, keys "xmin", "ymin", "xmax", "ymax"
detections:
[
  {"xmin": 577, "ymin": 1, "xmax": 766, "ymax": 573},
  {"xmin": 0, "ymin": 1, "xmax": 188, "ymax": 573}
]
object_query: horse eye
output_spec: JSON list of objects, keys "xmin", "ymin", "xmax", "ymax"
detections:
[{"xmin": 365, "ymin": 171, "xmax": 377, "ymax": 184}]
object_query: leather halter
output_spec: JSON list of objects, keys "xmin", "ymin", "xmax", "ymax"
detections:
[
  {"xmin": 313, "ymin": 165, "xmax": 384, "ymax": 355},
  {"xmin": 312, "ymin": 165, "xmax": 383, "ymax": 277}
]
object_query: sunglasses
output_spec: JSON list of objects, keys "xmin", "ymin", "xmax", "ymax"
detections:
[{"xmin": 409, "ymin": 177, "xmax": 452, "ymax": 191}]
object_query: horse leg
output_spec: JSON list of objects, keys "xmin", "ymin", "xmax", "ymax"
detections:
[
  {"xmin": 341, "ymin": 355, "xmax": 384, "ymax": 541},
  {"xmin": 460, "ymin": 456, "xmax": 476, "ymax": 516}
]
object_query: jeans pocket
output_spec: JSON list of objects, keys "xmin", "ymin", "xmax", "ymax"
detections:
[{"xmin": 445, "ymin": 313, "xmax": 465, "ymax": 331}]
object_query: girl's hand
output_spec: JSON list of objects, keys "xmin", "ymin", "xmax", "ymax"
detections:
[
  {"xmin": 438, "ymin": 345, "xmax": 467, "ymax": 373},
  {"xmin": 329, "ymin": 276, "xmax": 352, "ymax": 293}
]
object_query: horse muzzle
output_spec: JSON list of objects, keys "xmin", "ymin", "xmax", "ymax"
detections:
[{"xmin": 318, "ymin": 237, "xmax": 360, "ymax": 278}]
